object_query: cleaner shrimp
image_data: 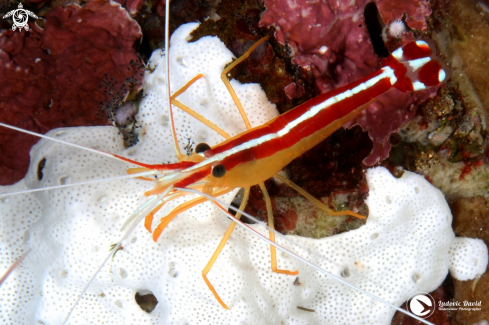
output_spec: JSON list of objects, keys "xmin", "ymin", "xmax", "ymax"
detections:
[{"xmin": 0, "ymin": 1, "xmax": 447, "ymax": 324}]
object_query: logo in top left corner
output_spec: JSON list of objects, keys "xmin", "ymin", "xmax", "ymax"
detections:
[{"xmin": 3, "ymin": 3, "xmax": 38, "ymax": 32}]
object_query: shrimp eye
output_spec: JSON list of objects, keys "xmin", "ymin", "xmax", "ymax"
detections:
[
  {"xmin": 195, "ymin": 142, "xmax": 211, "ymax": 154},
  {"xmin": 212, "ymin": 164, "xmax": 226, "ymax": 178}
]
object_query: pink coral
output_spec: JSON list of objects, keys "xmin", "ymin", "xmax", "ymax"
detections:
[
  {"xmin": 260, "ymin": 0, "xmax": 436, "ymax": 165},
  {"xmin": 0, "ymin": 0, "xmax": 142, "ymax": 185},
  {"xmin": 344, "ymin": 89, "xmax": 437, "ymax": 165},
  {"xmin": 377, "ymin": 0, "xmax": 432, "ymax": 31}
]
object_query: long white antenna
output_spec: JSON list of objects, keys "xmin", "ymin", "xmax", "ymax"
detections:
[
  {"xmin": 0, "ymin": 122, "xmax": 134, "ymax": 165},
  {"xmin": 164, "ymin": 0, "xmax": 181, "ymax": 156},
  {"xmin": 164, "ymin": 0, "xmax": 171, "ymax": 110},
  {"xmin": 0, "ymin": 171, "xmax": 156, "ymax": 198}
]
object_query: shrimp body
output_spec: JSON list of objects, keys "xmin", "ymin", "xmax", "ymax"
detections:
[
  {"xmin": 200, "ymin": 66, "xmax": 400, "ymax": 188},
  {"xmin": 146, "ymin": 40, "xmax": 445, "ymax": 193}
]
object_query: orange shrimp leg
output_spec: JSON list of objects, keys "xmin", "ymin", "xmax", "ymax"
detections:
[
  {"xmin": 220, "ymin": 35, "xmax": 269, "ymax": 130},
  {"xmin": 151, "ymin": 187, "xmax": 234, "ymax": 240},
  {"xmin": 274, "ymin": 174, "xmax": 366, "ymax": 220},
  {"xmin": 202, "ymin": 187, "xmax": 250, "ymax": 309},
  {"xmin": 168, "ymin": 35, "xmax": 270, "ymax": 141},
  {"xmin": 152, "ymin": 196, "xmax": 205, "ymax": 241},
  {"xmin": 144, "ymin": 201, "xmax": 165, "ymax": 232},
  {"xmin": 141, "ymin": 191, "xmax": 188, "ymax": 232},
  {"xmin": 259, "ymin": 182, "xmax": 299, "ymax": 276},
  {"xmin": 170, "ymin": 74, "xmax": 231, "ymax": 140}
]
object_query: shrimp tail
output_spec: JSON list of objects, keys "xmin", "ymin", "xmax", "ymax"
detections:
[{"xmin": 382, "ymin": 40, "xmax": 447, "ymax": 92}]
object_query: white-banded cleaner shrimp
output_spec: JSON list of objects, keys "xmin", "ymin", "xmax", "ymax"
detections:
[{"xmin": 0, "ymin": 2, "xmax": 472, "ymax": 324}]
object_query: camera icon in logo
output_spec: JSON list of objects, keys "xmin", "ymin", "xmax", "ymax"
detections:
[{"xmin": 407, "ymin": 292, "xmax": 436, "ymax": 318}]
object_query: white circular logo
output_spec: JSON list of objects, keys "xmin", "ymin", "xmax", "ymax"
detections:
[
  {"xmin": 407, "ymin": 292, "xmax": 436, "ymax": 318},
  {"xmin": 2, "ymin": 3, "xmax": 38, "ymax": 32}
]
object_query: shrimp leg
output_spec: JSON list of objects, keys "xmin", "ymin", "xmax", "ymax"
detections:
[
  {"xmin": 151, "ymin": 187, "xmax": 234, "ymax": 240},
  {"xmin": 274, "ymin": 173, "xmax": 366, "ymax": 220},
  {"xmin": 258, "ymin": 182, "xmax": 299, "ymax": 275},
  {"xmin": 170, "ymin": 74, "xmax": 231, "ymax": 140},
  {"xmin": 220, "ymin": 35, "xmax": 269, "ymax": 130},
  {"xmin": 202, "ymin": 187, "xmax": 250, "ymax": 309}
]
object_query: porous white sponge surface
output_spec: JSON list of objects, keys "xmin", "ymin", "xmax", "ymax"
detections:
[
  {"xmin": 0, "ymin": 23, "xmax": 487, "ymax": 325},
  {"xmin": 449, "ymin": 237, "xmax": 488, "ymax": 281}
]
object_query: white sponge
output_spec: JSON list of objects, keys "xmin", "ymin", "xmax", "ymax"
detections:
[{"xmin": 449, "ymin": 237, "xmax": 488, "ymax": 281}]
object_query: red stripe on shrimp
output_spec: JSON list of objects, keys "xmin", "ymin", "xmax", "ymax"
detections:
[{"xmin": 209, "ymin": 69, "xmax": 388, "ymax": 158}]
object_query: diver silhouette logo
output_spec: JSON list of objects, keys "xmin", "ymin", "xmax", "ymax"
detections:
[
  {"xmin": 3, "ymin": 3, "xmax": 38, "ymax": 32},
  {"xmin": 407, "ymin": 292, "xmax": 436, "ymax": 318}
]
